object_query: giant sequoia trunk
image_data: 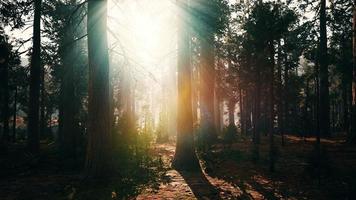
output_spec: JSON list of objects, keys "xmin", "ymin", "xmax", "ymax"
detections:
[
  {"xmin": 319, "ymin": 0, "xmax": 330, "ymax": 137},
  {"xmin": 172, "ymin": 0, "xmax": 200, "ymax": 171},
  {"xmin": 27, "ymin": 0, "xmax": 42, "ymax": 153},
  {"xmin": 85, "ymin": 0, "xmax": 113, "ymax": 177}
]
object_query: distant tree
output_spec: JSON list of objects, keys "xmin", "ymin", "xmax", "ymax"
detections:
[
  {"xmin": 329, "ymin": 0, "xmax": 353, "ymax": 135},
  {"xmin": 43, "ymin": 0, "xmax": 88, "ymax": 159},
  {"xmin": 192, "ymin": 0, "xmax": 229, "ymax": 144}
]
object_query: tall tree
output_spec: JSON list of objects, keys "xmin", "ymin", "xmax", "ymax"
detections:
[
  {"xmin": 198, "ymin": 2, "xmax": 217, "ymax": 143},
  {"xmin": 352, "ymin": 0, "xmax": 356, "ymax": 141},
  {"xmin": 0, "ymin": 41, "xmax": 10, "ymax": 143},
  {"xmin": 27, "ymin": 0, "xmax": 42, "ymax": 153},
  {"xmin": 319, "ymin": 0, "xmax": 330, "ymax": 137},
  {"xmin": 172, "ymin": 0, "xmax": 200, "ymax": 171},
  {"xmin": 85, "ymin": 0, "xmax": 113, "ymax": 177},
  {"xmin": 192, "ymin": 0, "xmax": 229, "ymax": 144}
]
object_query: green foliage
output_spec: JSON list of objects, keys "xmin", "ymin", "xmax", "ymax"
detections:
[
  {"xmin": 191, "ymin": 0, "xmax": 230, "ymax": 36},
  {"xmin": 222, "ymin": 124, "xmax": 238, "ymax": 144},
  {"xmin": 65, "ymin": 116, "xmax": 166, "ymax": 199}
]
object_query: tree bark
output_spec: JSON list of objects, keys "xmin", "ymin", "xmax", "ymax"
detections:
[
  {"xmin": 0, "ymin": 42, "xmax": 10, "ymax": 143},
  {"xmin": 319, "ymin": 0, "xmax": 330, "ymax": 137},
  {"xmin": 27, "ymin": 0, "xmax": 42, "ymax": 153},
  {"xmin": 351, "ymin": 0, "xmax": 356, "ymax": 142},
  {"xmin": 2, "ymin": 56, "xmax": 9, "ymax": 142},
  {"xmin": 40, "ymin": 66, "xmax": 46, "ymax": 139},
  {"xmin": 269, "ymin": 41, "xmax": 275, "ymax": 172},
  {"xmin": 61, "ymin": 45, "xmax": 78, "ymax": 158},
  {"xmin": 215, "ymin": 91, "xmax": 221, "ymax": 132},
  {"xmin": 277, "ymin": 40, "xmax": 284, "ymax": 145},
  {"xmin": 85, "ymin": 0, "xmax": 113, "ymax": 178},
  {"xmin": 12, "ymin": 86, "xmax": 17, "ymax": 142},
  {"xmin": 172, "ymin": 0, "xmax": 200, "ymax": 171},
  {"xmin": 239, "ymin": 88, "xmax": 244, "ymax": 134},
  {"xmin": 228, "ymin": 99, "xmax": 235, "ymax": 126}
]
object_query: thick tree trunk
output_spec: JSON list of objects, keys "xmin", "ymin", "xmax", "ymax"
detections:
[
  {"xmin": 172, "ymin": 0, "xmax": 200, "ymax": 171},
  {"xmin": 319, "ymin": 0, "xmax": 330, "ymax": 137},
  {"xmin": 27, "ymin": 0, "xmax": 42, "ymax": 153},
  {"xmin": 85, "ymin": 0, "xmax": 113, "ymax": 178}
]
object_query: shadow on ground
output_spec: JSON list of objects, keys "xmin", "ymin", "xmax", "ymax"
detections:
[{"xmin": 178, "ymin": 170, "xmax": 221, "ymax": 200}]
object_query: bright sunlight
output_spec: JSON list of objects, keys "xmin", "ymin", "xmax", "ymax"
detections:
[{"xmin": 107, "ymin": 0, "xmax": 177, "ymax": 127}]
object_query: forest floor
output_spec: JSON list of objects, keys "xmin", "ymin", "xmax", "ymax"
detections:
[
  {"xmin": 1, "ymin": 134, "xmax": 356, "ymax": 200},
  {"xmin": 137, "ymin": 134, "xmax": 356, "ymax": 200}
]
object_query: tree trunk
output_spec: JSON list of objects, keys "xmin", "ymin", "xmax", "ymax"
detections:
[
  {"xmin": 252, "ymin": 72, "xmax": 261, "ymax": 161},
  {"xmin": 199, "ymin": 31, "xmax": 217, "ymax": 143},
  {"xmin": 12, "ymin": 86, "xmax": 17, "ymax": 142},
  {"xmin": 269, "ymin": 41, "xmax": 275, "ymax": 172},
  {"xmin": 27, "ymin": 0, "xmax": 42, "ymax": 154},
  {"xmin": 228, "ymin": 99, "xmax": 235, "ymax": 126},
  {"xmin": 319, "ymin": 0, "xmax": 330, "ymax": 137},
  {"xmin": 284, "ymin": 48, "xmax": 289, "ymax": 134},
  {"xmin": 172, "ymin": 0, "xmax": 200, "ymax": 171},
  {"xmin": 61, "ymin": 46, "xmax": 78, "ymax": 158},
  {"xmin": 40, "ymin": 66, "xmax": 46, "ymax": 139},
  {"xmin": 277, "ymin": 40, "xmax": 284, "ymax": 145},
  {"xmin": 215, "ymin": 91, "xmax": 221, "ymax": 133},
  {"xmin": 254, "ymin": 72, "xmax": 261, "ymax": 144},
  {"xmin": 2, "ymin": 56, "xmax": 9, "ymax": 142},
  {"xmin": 192, "ymin": 65, "xmax": 198, "ymax": 127},
  {"xmin": 85, "ymin": 0, "xmax": 113, "ymax": 178},
  {"xmin": 351, "ymin": 0, "xmax": 356, "ymax": 142},
  {"xmin": 0, "ymin": 42, "xmax": 10, "ymax": 143},
  {"xmin": 239, "ymin": 88, "xmax": 245, "ymax": 135}
]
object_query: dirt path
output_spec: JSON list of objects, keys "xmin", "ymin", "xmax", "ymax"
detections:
[{"xmin": 136, "ymin": 143, "xmax": 252, "ymax": 200}]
